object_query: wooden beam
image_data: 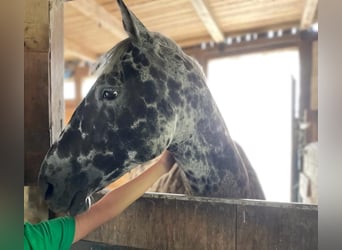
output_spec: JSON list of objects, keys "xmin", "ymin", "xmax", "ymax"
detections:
[
  {"xmin": 178, "ymin": 21, "xmax": 299, "ymax": 48},
  {"xmin": 183, "ymin": 32, "xmax": 301, "ymax": 61},
  {"xmin": 300, "ymin": 0, "xmax": 318, "ymax": 29},
  {"xmin": 67, "ymin": 0, "xmax": 126, "ymax": 40},
  {"xmin": 191, "ymin": 0, "xmax": 224, "ymax": 42},
  {"xmin": 64, "ymin": 39, "xmax": 97, "ymax": 62}
]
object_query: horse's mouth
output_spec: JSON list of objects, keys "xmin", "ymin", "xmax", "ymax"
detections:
[{"xmin": 68, "ymin": 191, "xmax": 91, "ymax": 216}]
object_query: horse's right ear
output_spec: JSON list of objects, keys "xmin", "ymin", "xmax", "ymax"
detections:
[{"xmin": 117, "ymin": 0, "xmax": 152, "ymax": 44}]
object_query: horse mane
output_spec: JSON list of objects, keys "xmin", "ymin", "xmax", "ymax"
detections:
[{"xmin": 90, "ymin": 39, "xmax": 131, "ymax": 76}]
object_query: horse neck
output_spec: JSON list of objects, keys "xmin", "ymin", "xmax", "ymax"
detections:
[{"xmin": 167, "ymin": 90, "xmax": 251, "ymax": 198}]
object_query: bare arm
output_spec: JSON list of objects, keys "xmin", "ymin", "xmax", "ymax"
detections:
[{"xmin": 73, "ymin": 150, "xmax": 175, "ymax": 243}]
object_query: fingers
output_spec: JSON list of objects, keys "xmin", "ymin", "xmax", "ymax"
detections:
[{"xmin": 160, "ymin": 150, "xmax": 176, "ymax": 172}]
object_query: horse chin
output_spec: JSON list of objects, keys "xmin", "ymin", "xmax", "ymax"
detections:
[{"xmin": 68, "ymin": 191, "xmax": 91, "ymax": 216}]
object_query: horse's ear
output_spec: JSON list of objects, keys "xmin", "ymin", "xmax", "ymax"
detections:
[{"xmin": 117, "ymin": 0, "xmax": 151, "ymax": 43}]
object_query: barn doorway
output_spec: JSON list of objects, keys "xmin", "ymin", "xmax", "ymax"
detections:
[{"xmin": 207, "ymin": 48, "xmax": 299, "ymax": 202}]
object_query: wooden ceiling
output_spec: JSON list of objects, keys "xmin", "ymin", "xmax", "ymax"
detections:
[{"xmin": 64, "ymin": 0, "xmax": 318, "ymax": 62}]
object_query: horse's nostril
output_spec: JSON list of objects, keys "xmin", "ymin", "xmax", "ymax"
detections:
[{"xmin": 45, "ymin": 182, "xmax": 54, "ymax": 200}]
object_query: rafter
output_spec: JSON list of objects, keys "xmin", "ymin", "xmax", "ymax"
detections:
[
  {"xmin": 64, "ymin": 39, "xmax": 97, "ymax": 62},
  {"xmin": 300, "ymin": 0, "xmax": 318, "ymax": 29},
  {"xmin": 190, "ymin": 0, "xmax": 224, "ymax": 42},
  {"xmin": 67, "ymin": 0, "xmax": 126, "ymax": 40}
]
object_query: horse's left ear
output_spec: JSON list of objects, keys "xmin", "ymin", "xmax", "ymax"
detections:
[{"xmin": 117, "ymin": 0, "xmax": 152, "ymax": 43}]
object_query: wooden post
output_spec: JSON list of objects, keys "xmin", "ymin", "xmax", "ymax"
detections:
[
  {"xmin": 309, "ymin": 41, "xmax": 318, "ymax": 142},
  {"xmin": 299, "ymin": 32, "xmax": 318, "ymax": 144},
  {"xmin": 24, "ymin": 0, "xmax": 64, "ymax": 185}
]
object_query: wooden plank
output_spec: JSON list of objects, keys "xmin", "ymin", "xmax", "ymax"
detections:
[
  {"xmin": 191, "ymin": 0, "xmax": 224, "ymax": 42},
  {"xmin": 183, "ymin": 32, "xmax": 301, "ymax": 61},
  {"xmin": 24, "ymin": 0, "xmax": 49, "ymax": 52},
  {"xmin": 299, "ymin": 33, "xmax": 317, "ymax": 143},
  {"xmin": 215, "ymin": 0, "xmax": 302, "ymax": 19},
  {"xmin": 311, "ymin": 40, "xmax": 317, "ymax": 110},
  {"xmin": 67, "ymin": 0, "xmax": 126, "ymax": 39},
  {"xmin": 24, "ymin": 51, "xmax": 50, "ymax": 185},
  {"xmin": 177, "ymin": 21, "xmax": 297, "ymax": 48},
  {"xmin": 300, "ymin": 0, "xmax": 318, "ymax": 29},
  {"xmin": 65, "ymin": 39, "xmax": 98, "ymax": 62},
  {"xmin": 299, "ymin": 39, "xmax": 313, "ymax": 142},
  {"xmin": 24, "ymin": 0, "xmax": 64, "ymax": 185},
  {"xmin": 24, "ymin": 23, "xmax": 49, "ymax": 52},
  {"xmin": 50, "ymin": 0, "xmax": 65, "ymax": 143},
  {"xmin": 83, "ymin": 193, "xmax": 317, "ymax": 250},
  {"xmin": 236, "ymin": 203, "xmax": 318, "ymax": 249},
  {"xmin": 24, "ymin": 0, "xmax": 50, "ymax": 185},
  {"xmin": 24, "ymin": 52, "xmax": 50, "ymax": 129},
  {"xmin": 85, "ymin": 193, "xmax": 236, "ymax": 250},
  {"xmin": 72, "ymin": 240, "xmax": 148, "ymax": 250},
  {"xmin": 62, "ymin": 0, "xmax": 306, "ymax": 58},
  {"xmin": 65, "ymin": 20, "xmax": 299, "ymax": 62}
]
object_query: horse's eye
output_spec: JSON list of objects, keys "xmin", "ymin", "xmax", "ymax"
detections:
[{"xmin": 102, "ymin": 90, "xmax": 118, "ymax": 100}]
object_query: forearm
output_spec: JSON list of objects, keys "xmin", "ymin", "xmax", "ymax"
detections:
[
  {"xmin": 73, "ymin": 151, "xmax": 174, "ymax": 243},
  {"xmin": 91, "ymin": 159, "xmax": 167, "ymax": 217}
]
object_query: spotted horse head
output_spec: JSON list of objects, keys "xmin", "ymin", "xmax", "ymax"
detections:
[{"xmin": 39, "ymin": 0, "xmax": 264, "ymax": 216}]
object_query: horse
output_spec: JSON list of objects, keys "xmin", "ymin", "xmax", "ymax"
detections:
[{"xmin": 38, "ymin": 0, "xmax": 264, "ymax": 216}]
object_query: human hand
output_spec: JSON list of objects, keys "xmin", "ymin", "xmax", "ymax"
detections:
[{"xmin": 157, "ymin": 150, "xmax": 176, "ymax": 174}]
